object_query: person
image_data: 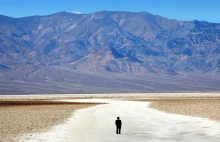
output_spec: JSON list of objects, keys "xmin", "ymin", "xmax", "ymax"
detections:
[{"xmin": 115, "ymin": 117, "xmax": 122, "ymax": 134}]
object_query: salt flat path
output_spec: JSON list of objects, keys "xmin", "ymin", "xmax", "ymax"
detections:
[{"xmin": 19, "ymin": 99, "xmax": 220, "ymax": 142}]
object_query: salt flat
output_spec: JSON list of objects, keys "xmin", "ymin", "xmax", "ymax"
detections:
[{"xmin": 19, "ymin": 99, "xmax": 220, "ymax": 142}]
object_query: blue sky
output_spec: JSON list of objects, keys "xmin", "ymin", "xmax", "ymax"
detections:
[{"xmin": 0, "ymin": 0, "xmax": 219, "ymax": 23}]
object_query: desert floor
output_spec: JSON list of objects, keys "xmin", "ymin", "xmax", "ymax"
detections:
[
  {"xmin": 0, "ymin": 93, "xmax": 220, "ymax": 142},
  {"xmin": 0, "ymin": 99, "xmax": 99, "ymax": 142}
]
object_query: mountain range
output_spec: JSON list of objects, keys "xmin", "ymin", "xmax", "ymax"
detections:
[{"xmin": 0, "ymin": 11, "xmax": 220, "ymax": 94}]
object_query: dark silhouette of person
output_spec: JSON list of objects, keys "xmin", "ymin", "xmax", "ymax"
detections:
[{"xmin": 115, "ymin": 117, "xmax": 122, "ymax": 134}]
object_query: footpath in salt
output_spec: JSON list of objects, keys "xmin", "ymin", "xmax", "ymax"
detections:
[{"xmin": 19, "ymin": 99, "xmax": 220, "ymax": 142}]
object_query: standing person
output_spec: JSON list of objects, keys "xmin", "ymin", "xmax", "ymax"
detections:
[{"xmin": 115, "ymin": 117, "xmax": 122, "ymax": 134}]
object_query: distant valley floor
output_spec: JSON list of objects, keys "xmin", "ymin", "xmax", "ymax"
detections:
[{"xmin": 0, "ymin": 67, "xmax": 220, "ymax": 94}]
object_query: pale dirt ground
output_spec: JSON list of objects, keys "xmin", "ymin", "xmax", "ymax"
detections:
[
  {"xmin": 19, "ymin": 99, "xmax": 220, "ymax": 142},
  {"xmin": 0, "ymin": 93, "xmax": 220, "ymax": 141}
]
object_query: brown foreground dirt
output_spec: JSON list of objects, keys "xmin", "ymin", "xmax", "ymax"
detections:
[
  {"xmin": 0, "ymin": 100, "xmax": 99, "ymax": 142},
  {"xmin": 147, "ymin": 98, "xmax": 220, "ymax": 121}
]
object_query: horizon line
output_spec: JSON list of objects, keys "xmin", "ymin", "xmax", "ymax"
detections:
[{"xmin": 0, "ymin": 10, "xmax": 218, "ymax": 24}]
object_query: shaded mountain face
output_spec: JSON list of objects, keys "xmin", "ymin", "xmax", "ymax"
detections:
[{"xmin": 0, "ymin": 11, "xmax": 220, "ymax": 75}]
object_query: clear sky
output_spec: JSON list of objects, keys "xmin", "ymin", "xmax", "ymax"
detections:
[{"xmin": 0, "ymin": 0, "xmax": 219, "ymax": 23}]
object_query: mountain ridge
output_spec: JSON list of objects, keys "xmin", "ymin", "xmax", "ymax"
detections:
[
  {"xmin": 0, "ymin": 10, "xmax": 220, "ymax": 75},
  {"xmin": 2, "ymin": 11, "xmax": 219, "ymax": 23},
  {"xmin": 0, "ymin": 10, "xmax": 220, "ymax": 94}
]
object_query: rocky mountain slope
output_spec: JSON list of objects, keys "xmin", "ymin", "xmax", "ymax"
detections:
[{"xmin": 0, "ymin": 11, "xmax": 220, "ymax": 75}]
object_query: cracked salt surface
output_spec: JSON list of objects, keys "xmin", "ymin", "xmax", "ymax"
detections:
[{"xmin": 19, "ymin": 99, "xmax": 220, "ymax": 142}]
